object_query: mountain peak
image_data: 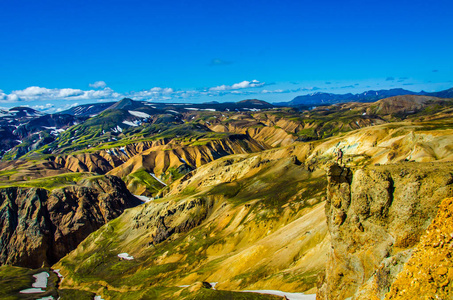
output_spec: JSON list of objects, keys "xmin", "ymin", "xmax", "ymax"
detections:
[
  {"xmin": 107, "ymin": 98, "xmax": 144, "ymax": 110},
  {"xmin": 237, "ymin": 99, "xmax": 271, "ymax": 105},
  {"xmin": 8, "ymin": 106, "xmax": 42, "ymax": 117}
]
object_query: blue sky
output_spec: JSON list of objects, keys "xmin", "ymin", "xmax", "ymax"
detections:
[{"xmin": 1, "ymin": 0, "xmax": 452, "ymax": 111}]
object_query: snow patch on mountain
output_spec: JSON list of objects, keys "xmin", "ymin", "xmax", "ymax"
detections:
[
  {"xmin": 122, "ymin": 120, "xmax": 140, "ymax": 127},
  {"xmin": 112, "ymin": 125, "xmax": 123, "ymax": 133},
  {"xmin": 118, "ymin": 253, "xmax": 134, "ymax": 260},
  {"xmin": 134, "ymin": 195, "xmax": 154, "ymax": 202},
  {"xmin": 166, "ymin": 110, "xmax": 179, "ymax": 114},
  {"xmin": 150, "ymin": 173, "xmax": 167, "ymax": 186},
  {"xmin": 20, "ymin": 272, "xmax": 49, "ymax": 294},
  {"xmin": 128, "ymin": 110, "xmax": 151, "ymax": 118}
]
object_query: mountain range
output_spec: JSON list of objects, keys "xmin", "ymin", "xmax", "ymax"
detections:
[
  {"xmin": 1, "ymin": 89, "xmax": 453, "ymax": 299},
  {"xmin": 277, "ymin": 87, "xmax": 453, "ymax": 106}
]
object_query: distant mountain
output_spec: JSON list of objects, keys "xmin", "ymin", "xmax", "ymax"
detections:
[
  {"xmin": 425, "ymin": 87, "xmax": 453, "ymax": 99},
  {"xmin": 2, "ymin": 107, "xmax": 43, "ymax": 118},
  {"xmin": 58, "ymin": 102, "xmax": 115, "ymax": 116},
  {"xmin": 0, "ymin": 107, "xmax": 86, "ymax": 159},
  {"xmin": 236, "ymin": 99, "xmax": 274, "ymax": 108},
  {"xmin": 59, "ymin": 98, "xmax": 275, "ymax": 117},
  {"xmin": 279, "ymin": 88, "xmax": 426, "ymax": 106},
  {"xmin": 183, "ymin": 99, "xmax": 274, "ymax": 111},
  {"xmin": 365, "ymin": 95, "xmax": 450, "ymax": 116},
  {"xmin": 106, "ymin": 98, "xmax": 146, "ymax": 111}
]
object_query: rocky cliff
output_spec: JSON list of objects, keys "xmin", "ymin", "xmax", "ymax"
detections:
[
  {"xmin": 318, "ymin": 162, "xmax": 453, "ymax": 299},
  {"xmin": 0, "ymin": 175, "xmax": 141, "ymax": 268},
  {"xmin": 384, "ymin": 197, "xmax": 453, "ymax": 299}
]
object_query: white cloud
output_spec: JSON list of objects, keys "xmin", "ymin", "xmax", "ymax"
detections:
[
  {"xmin": 32, "ymin": 103, "xmax": 54, "ymax": 111},
  {"xmin": 209, "ymin": 85, "xmax": 228, "ymax": 92},
  {"xmin": 83, "ymin": 87, "xmax": 121, "ymax": 100},
  {"xmin": 209, "ymin": 80, "xmax": 265, "ymax": 91},
  {"xmin": 261, "ymin": 89, "xmax": 285, "ymax": 94},
  {"xmin": 58, "ymin": 88, "xmax": 85, "ymax": 97},
  {"xmin": 126, "ymin": 87, "xmax": 175, "ymax": 100},
  {"xmin": 231, "ymin": 80, "xmax": 264, "ymax": 89},
  {"xmin": 89, "ymin": 81, "xmax": 107, "ymax": 88},
  {"xmin": 0, "ymin": 79, "xmax": 268, "ymax": 106},
  {"xmin": 0, "ymin": 86, "xmax": 121, "ymax": 103},
  {"xmin": 14, "ymin": 86, "xmax": 49, "ymax": 97},
  {"xmin": 7, "ymin": 94, "xmax": 19, "ymax": 102},
  {"xmin": 149, "ymin": 87, "xmax": 173, "ymax": 93}
]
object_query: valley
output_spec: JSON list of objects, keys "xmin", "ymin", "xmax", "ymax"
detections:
[{"xmin": 1, "ymin": 90, "xmax": 453, "ymax": 299}]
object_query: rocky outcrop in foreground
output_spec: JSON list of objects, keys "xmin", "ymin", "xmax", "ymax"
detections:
[
  {"xmin": 132, "ymin": 197, "xmax": 214, "ymax": 246},
  {"xmin": 0, "ymin": 175, "xmax": 141, "ymax": 268},
  {"xmin": 318, "ymin": 162, "xmax": 453, "ymax": 299},
  {"xmin": 385, "ymin": 197, "xmax": 453, "ymax": 299}
]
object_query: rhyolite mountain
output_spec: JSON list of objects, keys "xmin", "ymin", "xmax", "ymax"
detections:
[
  {"xmin": 1, "ymin": 90, "xmax": 453, "ymax": 299},
  {"xmin": 4, "ymin": 93, "xmax": 452, "ymax": 161},
  {"xmin": 53, "ymin": 117, "xmax": 453, "ymax": 299}
]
